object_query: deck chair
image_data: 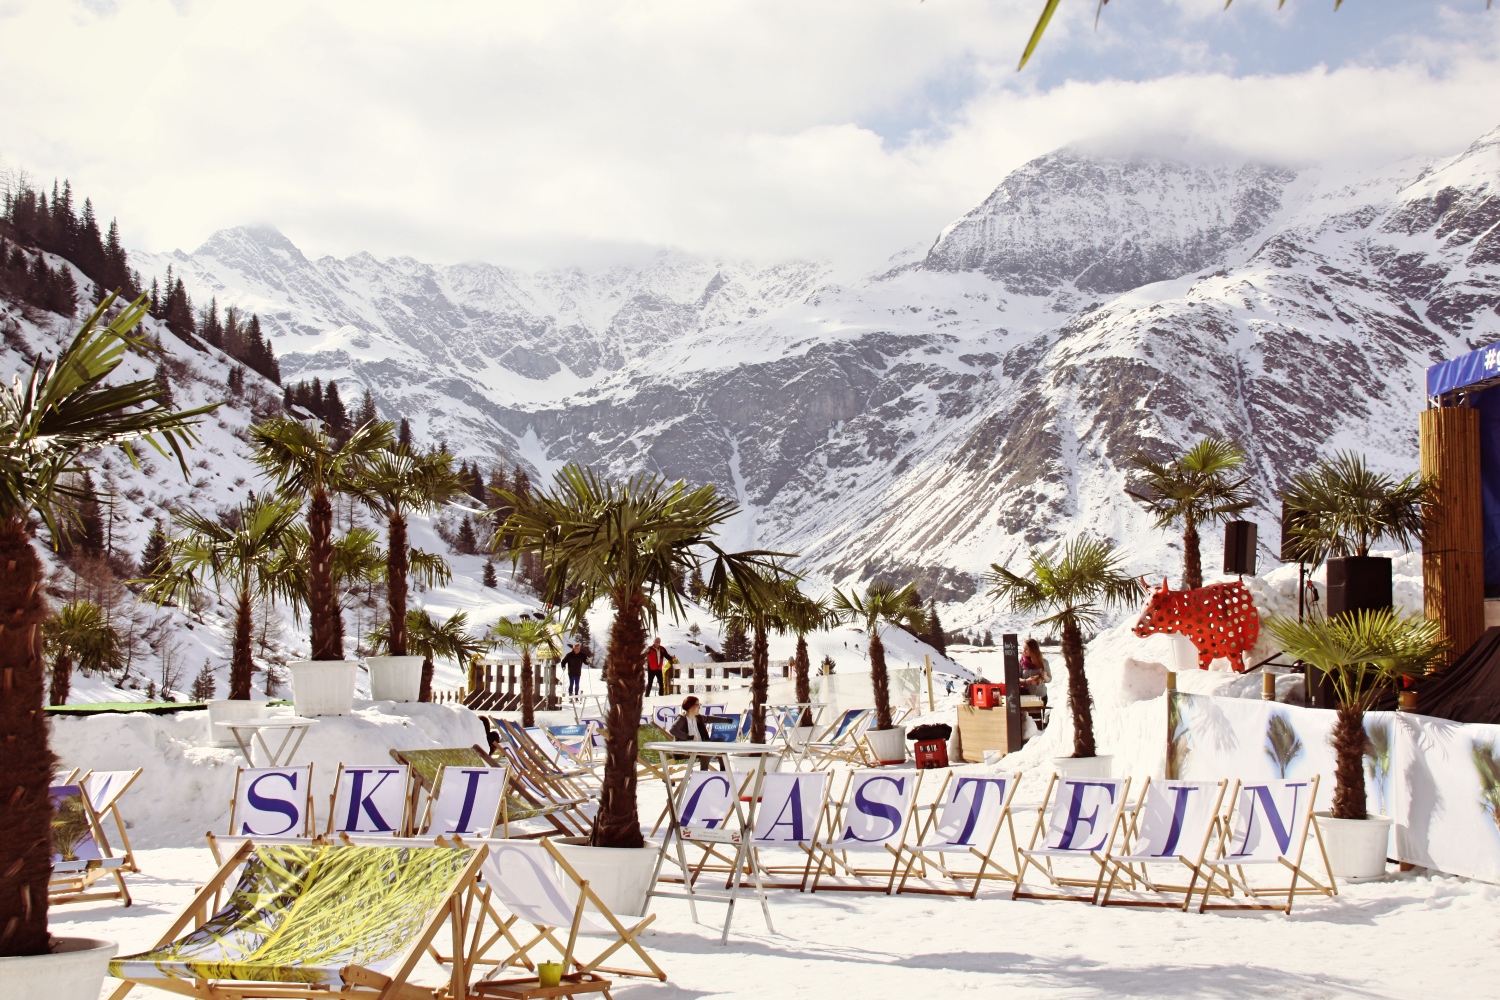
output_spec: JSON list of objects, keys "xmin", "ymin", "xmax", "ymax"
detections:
[
  {"xmin": 328, "ymin": 763, "xmax": 412, "ymax": 837},
  {"xmin": 1013, "ymin": 774, "xmax": 1132, "ymax": 902},
  {"xmin": 1097, "ymin": 778, "xmax": 1230, "ymax": 910},
  {"xmin": 1198, "ymin": 776, "xmax": 1337, "ymax": 914},
  {"xmin": 896, "ymin": 771, "xmax": 1022, "ymax": 898},
  {"xmin": 656, "ymin": 769, "xmax": 750, "ymax": 884},
  {"xmin": 79, "ymin": 769, "xmax": 143, "ymax": 873},
  {"xmin": 468, "ymin": 838, "xmax": 667, "ymax": 983},
  {"xmin": 49, "ymin": 783, "xmax": 131, "ymax": 906},
  {"xmin": 799, "ymin": 709, "xmax": 873, "ymax": 770},
  {"xmin": 420, "ymin": 764, "xmax": 510, "ymax": 838},
  {"xmin": 809, "ymin": 770, "xmax": 923, "ymax": 894},
  {"xmin": 497, "ymin": 721, "xmax": 599, "ymax": 804},
  {"xmin": 107, "ymin": 840, "xmax": 486, "ymax": 1000},
  {"xmin": 526, "ymin": 726, "xmax": 603, "ymax": 786},
  {"xmin": 750, "ymin": 771, "xmax": 831, "ymax": 890}
]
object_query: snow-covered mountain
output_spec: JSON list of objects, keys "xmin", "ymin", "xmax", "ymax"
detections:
[{"xmin": 134, "ymin": 126, "xmax": 1500, "ymax": 630}]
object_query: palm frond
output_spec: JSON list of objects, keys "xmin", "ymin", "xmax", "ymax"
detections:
[
  {"xmin": 1279, "ymin": 451, "xmax": 1431, "ymax": 564},
  {"xmin": 1263, "ymin": 608, "xmax": 1447, "ymax": 709},
  {"xmin": 987, "ymin": 535, "xmax": 1143, "ymax": 637},
  {"xmin": 42, "ymin": 600, "xmax": 123, "ymax": 676}
]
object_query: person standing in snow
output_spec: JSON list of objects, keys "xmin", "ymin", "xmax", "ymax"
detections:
[
  {"xmin": 561, "ymin": 641, "xmax": 589, "ymax": 696},
  {"xmin": 644, "ymin": 636, "xmax": 674, "ymax": 697},
  {"xmin": 1019, "ymin": 637, "xmax": 1050, "ymax": 704}
]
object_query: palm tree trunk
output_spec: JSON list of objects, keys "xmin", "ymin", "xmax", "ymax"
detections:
[
  {"xmin": 1183, "ymin": 513, "xmax": 1202, "ymax": 591},
  {"xmin": 520, "ymin": 648, "xmax": 535, "ymax": 727},
  {"xmin": 592, "ymin": 588, "xmax": 647, "ymax": 849},
  {"xmin": 870, "ymin": 630, "xmax": 892, "ymax": 731},
  {"xmin": 1331, "ymin": 705, "xmax": 1369, "ymax": 820},
  {"xmin": 794, "ymin": 634, "xmax": 812, "ymax": 726},
  {"xmin": 386, "ymin": 513, "xmax": 408, "ymax": 656},
  {"xmin": 308, "ymin": 486, "xmax": 340, "ymax": 660},
  {"xmin": 0, "ymin": 517, "xmax": 55, "ymax": 956},
  {"xmin": 229, "ymin": 585, "xmax": 255, "ymax": 700},
  {"xmin": 49, "ymin": 652, "xmax": 73, "ymax": 707},
  {"xmin": 1062, "ymin": 621, "xmax": 1095, "ymax": 758},
  {"xmin": 750, "ymin": 623, "xmax": 768, "ymax": 745},
  {"xmin": 420, "ymin": 656, "xmax": 434, "ymax": 703}
]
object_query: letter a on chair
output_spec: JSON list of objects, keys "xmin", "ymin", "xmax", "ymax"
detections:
[
  {"xmin": 1199, "ymin": 775, "xmax": 1336, "ymax": 914},
  {"xmin": 329, "ymin": 764, "xmax": 412, "ymax": 837},
  {"xmin": 1097, "ymin": 777, "xmax": 1228, "ymax": 910},
  {"xmin": 809, "ymin": 770, "xmax": 922, "ymax": 894},
  {"xmin": 751, "ymin": 771, "xmax": 830, "ymax": 890},
  {"xmin": 897, "ymin": 771, "xmax": 1022, "ymax": 898},
  {"xmin": 1014, "ymin": 774, "xmax": 1131, "ymax": 902}
]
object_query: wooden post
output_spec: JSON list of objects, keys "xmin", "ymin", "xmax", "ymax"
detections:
[
  {"xmin": 545, "ymin": 660, "xmax": 557, "ymax": 710},
  {"xmin": 924, "ymin": 654, "xmax": 935, "ymax": 712},
  {"xmin": 1262, "ymin": 670, "xmax": 1275, "ymax": 701},
  {"xmin": 1422, "ymin": 406, "xmax": 1485, "ymax": 665},
  {"xmin": 1165, "ymin": 671, "xmax": 1177, "ymax": 780}
]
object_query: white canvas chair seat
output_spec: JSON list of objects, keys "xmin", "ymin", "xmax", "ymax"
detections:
[
  {"xmin": 328, "ymin": 763, "xmax": 413, "ymax": 837},
  {"xmin": 1097, "ymin": 778, "xmax": 1229, "ymax": 910},
  {"xmin": 749, "ymin": 771, "xmax": 831, "ymax": 889},
  {"xmin": 1014, "ymin": 774, "xmax": 1131, "ymax": 902},
  {"xmin": 467, "ymin": 838, "xmax": 667, "ymax": 983},
  {"xmin": 793, "ymin": 708, "xmax": 870, "ymax": 769},
  {"xmin": 525, "ymin": 726, "xmax": 604, "ymax": 787},
  {"xmin": 1199, "ymin": 775, "xmax": 1336, "ymax": 914},
  {"xmin": 810, "ymin": 770, "xmax": 923, "ymax": 894},
  {"xmin": 420, "ymin": 764, "xmax": 509, "ymax": 838},
  {"xmin": 897, "ymin": 771, "xmax": 1022, "ymax": 898}
]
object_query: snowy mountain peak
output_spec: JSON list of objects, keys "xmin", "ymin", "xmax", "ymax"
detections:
[{"xmin": 920, "ymin": 149, "xmax": 1296, "ymax": 296}]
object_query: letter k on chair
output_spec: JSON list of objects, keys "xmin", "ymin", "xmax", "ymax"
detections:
[{"xmin": 1014, "ymin": 774, "xmax": 1131, "ymax": 902}]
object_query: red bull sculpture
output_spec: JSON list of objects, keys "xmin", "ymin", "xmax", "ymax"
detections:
[{"xmin": 1133, "ymin": 578, "xmax": 1259, "ymax": 672}]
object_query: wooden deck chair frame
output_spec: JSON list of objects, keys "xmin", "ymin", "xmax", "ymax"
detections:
[
  {"xmin": 525, "ymin": 725, "xmax": 604, "ymax": 787},
  {"xmin": 105, "ymin": 838, "xmax": 488, "ymax": 1000},
  {"xmin": 896, "ymin": 771, "xmax": 1023, "ymax": 898},
  {"xmin": 748, "ymin": 770, "xmax": 834, "ymax": 891},
  {"xmin": 1096, "ymin": 777, "xmax": 1230, "ymax": 911},
  {"xmin": 808, "ymin": 769, "xmax": 925, "ymax": 894},
  {"xmin": 394, "ymin": 746, "xmax": 582, "ymax": 841},
  {"xmin": 1198, "ymin": 774, "xmax": 1337, "ymax": 915},
  {"xmin": 416, "ymin": 764, "xmax": 510, "ymax": 839},
  {"xmin": 79, "ymin": 768, "xmax": 144, "ymax": 873},
  {"xmin": 799, "ymin": 709, "xmax": 873, "ymax": 771},
  {"xmin": 464, "ymin": 837, "xmax": 667, "ymax": 983},
  {"xmin": 326, "ymin": 762, "xmax": 414, "ymax": 838},
  {"xmin": 497, "ymin": 721, "xmax": 599, "ymax": 804},
  {"xmin": 1013, "ymin": 773, "xmax": 1132, "ymax": 903},
  {"xmin": 49, "ymin": 782, "xmax": 132, "ymax": 907}
]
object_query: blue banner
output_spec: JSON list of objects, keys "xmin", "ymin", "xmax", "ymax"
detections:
[{"xmin": 1428, "ymin": 342, "xmax": 1500, "ymax": 397}]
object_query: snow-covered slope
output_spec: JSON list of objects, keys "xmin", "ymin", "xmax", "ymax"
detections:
[{"xmin": 131, "ymin": 126, "xmax": 1500, "ymax": 632}]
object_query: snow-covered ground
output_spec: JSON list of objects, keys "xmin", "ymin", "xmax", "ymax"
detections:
[{"xmin": 59, "ymin": 838, "xmax": 1500, "ymax": 999}]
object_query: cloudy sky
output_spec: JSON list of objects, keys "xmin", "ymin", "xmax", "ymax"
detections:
[{"xmin": 2, "ymin": 0, "xmax": 1498, "ymax": 271}]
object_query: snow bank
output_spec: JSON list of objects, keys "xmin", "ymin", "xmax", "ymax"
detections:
[{"xmin": 50, "ymin": 701, "xmax": 486, "ymax": 849}]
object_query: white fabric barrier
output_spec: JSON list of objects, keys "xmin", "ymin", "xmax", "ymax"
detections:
[{"xmin": 1172, "ymin": 692, "xmax": 1500, "ymax": 884}]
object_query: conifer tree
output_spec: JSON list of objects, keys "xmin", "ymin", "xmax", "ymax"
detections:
[
  {"xmin": 983, "ymin": 631, "xmax": 994, "ymax": 647},
  {"xmin": 721, "ymin": 620, "xmax": 751, "ymax": 661},
  {"xmin": 189, "ymin": 660, "xmax": 217, "ymax": 702},
  {"xmin": 455, "ymin": 516, "xmax": 477, "ymax": 555},
  {"xmin": 486, "ymin": 465, "xmax": 509, "ymax": 509},
  {"xmin": 482, "ymin": 559, "xmax": 497, "ymax": 588},
  {"xmin": 397, "ymin": 418, "xmax": 413, "ymax": 451},
  {"xmin": 469, "ymin": 464, "xmax": 485, "ymax": 503},
  {"xmin": 140, "ymin": 520, "xmax": 170, "ymax": 579},
  {"xmin": 199, "ymin": 297, "xmax": 224, "ymax": 348},
  {"xmin": 925, "ymin": 598, "xmax": 947, "ymax": 656},
  {"xmin": 324, "ymin": 380, "xmax": 348, "ymax": 437},
  {"xmin": 689, "ymin": 564, "xmax": 706, "ymax": 601},
  {"xmin": 573, "ymin": 612, "xmax": 594, "ymax": 660},
  {"xmin": 356, "ymin": 389, "xmax": 377, "ymax": 428},
  {"xmin": 512, "ymin": 465, "xmax": 531, "ymax": 499},
  {"xmin": 227, "ymin": 366, "xmax": 245, "ymax": 396}
]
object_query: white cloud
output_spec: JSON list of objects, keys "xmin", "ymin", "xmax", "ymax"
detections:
[{"xmin": 0, "ymin": 0, "xmax": 1496, "ymax": 271}]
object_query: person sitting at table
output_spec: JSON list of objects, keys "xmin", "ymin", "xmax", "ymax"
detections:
[{"xmin": 669, "ymin": 696, "xmax": 734, "ymax": 770}]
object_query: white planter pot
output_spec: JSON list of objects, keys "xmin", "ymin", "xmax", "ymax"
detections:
[
  {"xmin": 1316, "ymin": 811, "xmax": 1393, "ymax": 881},
  {"xmin": 288, "ymin": 659, "xmax": 358, "ymax": 717},
  {"xmin": 206, "ymin": 699, "xmax": 268, "ymax": 747},
  {"xmin": 0, "ymin": 937, "xmax": 117, "ymax": 1000},
  {"xmin": 365, "ymin": 655, "xmax": 425, "ymax": 703},
  {"xmin": 554, "ymin": 839, "xmax": 658, "ymax": 918},
  {"xmin": 1052, "ymin": 754, "xmax": 1114, "ymax": 779},
  {"xmin": 865, "ymin": 726, "xmax": 907, "ymax": 766}
]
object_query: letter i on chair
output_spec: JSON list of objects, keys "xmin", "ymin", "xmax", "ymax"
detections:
[
  {"xmin": 328, "ymin": 763, "xmax": 412, "ymax": 837},
  {"xmin": 420, "ymin": 764, "xmax": 509, "ymax": 838},
  {"xmin": 1096, "ymin": 778, "xmax": 1228, "ymax": 910},
  {"xmin": 1013, "ymin": 774, "xmax": 1131, "ymax": 902}
]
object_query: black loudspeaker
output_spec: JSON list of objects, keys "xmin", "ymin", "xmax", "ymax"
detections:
[
  {"xmin": 1224, "ymin": 520, "xmax": 1258, "ymax": 576},
  {"xmin": 1308, "ymin": 556, "xmax": 1395, "ymax": 709}
]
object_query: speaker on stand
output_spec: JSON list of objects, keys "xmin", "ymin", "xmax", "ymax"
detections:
[{"xmin": 1223, "ymin": 520, "xmax": 1258, "ymax": 577}]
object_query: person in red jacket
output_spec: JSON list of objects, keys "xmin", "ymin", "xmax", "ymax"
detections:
[{"xmin": 644, "ymin": 637, "xmax": 674, "ymax": 696}]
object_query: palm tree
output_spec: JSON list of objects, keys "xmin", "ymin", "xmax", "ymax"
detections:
[
  {"xmin": 831, "ymin": 582, "xmax": 925, "ymax": 732},
  {"xmin": 780, "ymin": 589, "xmax": 833, "ymax": 727},
  {"xmin": 492, "ymin": 615, "xmax": 562, "ymax": 726},
  {"xmin": 147, "ymin": 498, "xmax": 302, "ymax": 699},
  {"xmin": 42, "ymin": 600, "xmax": 123, "ymax": 706},
  {"xmin": 1265, "ymin": 608, "xmax": 1445, "ymax": 820},
  {"xmin": 354, "ymin": 447, "xmax": 464, "ymax": 657},
  {"xmin": 250, "ymin": 416, "xmax": 392, "ymax": 660},
  {"xmin": 1280, "ymin": 451, "xmax": 1430, "ymax": 566},
  {"xmin": 1125, "ymin": 436, "xmax": 1253, "ymax": 590},
  {"xmin": 496, "ymin": 465, "xmax": 783, "ymax": 849},
  {"xmin": 987, "ymin": 537, "xmax": 1143, "ymax": 759},
  {"xmin": 718, "ymin": 571, "xmax": 799, "ymax": 745},
  {"xmin": 278, "ymin": 525, "xmax": 386, "ymax": 655},
  {"xmin": 0, "ymin": 294, "xmax": 211, "ymax": 957},
  {"xmin": 1264, "ymin": 713, "xmax": 1304, "ymax": 779},
  {"xmin": 372, "ymin": 609, "xmax": 486, "ymax": 703}
]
